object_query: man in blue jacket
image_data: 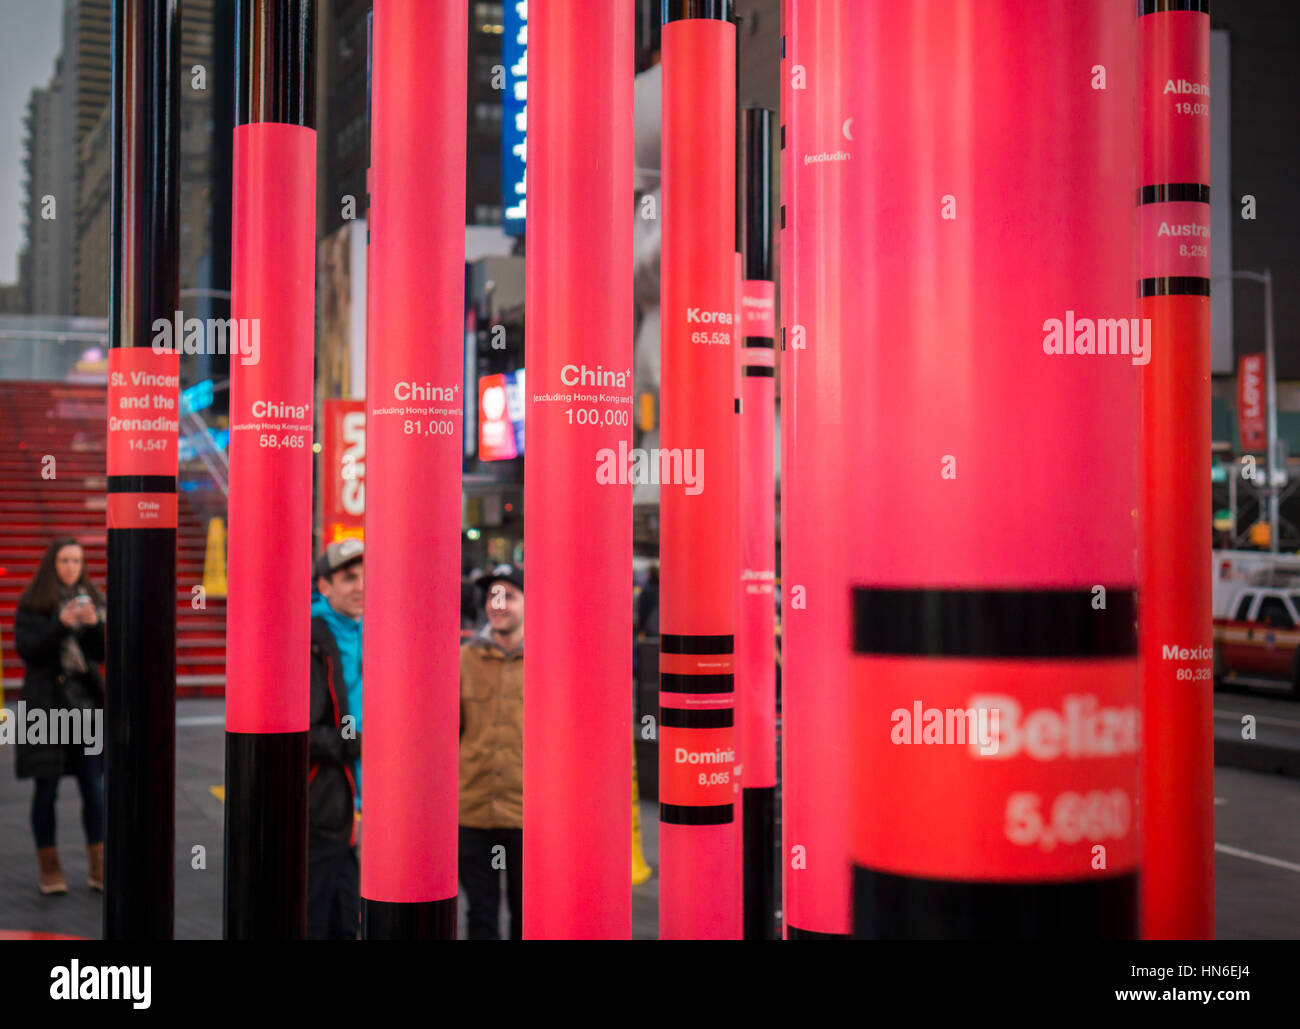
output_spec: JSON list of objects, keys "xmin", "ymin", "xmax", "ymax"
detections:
[{"xmin": 308, "ymin": 538, "xmax": 364, "ymax": 939}]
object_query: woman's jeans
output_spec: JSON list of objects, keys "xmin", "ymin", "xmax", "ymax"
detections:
[{"xmin": 31, "ymin": 749, "xmax": 104, "ymax": 849}]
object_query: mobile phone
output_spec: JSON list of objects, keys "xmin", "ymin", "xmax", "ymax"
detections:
[{"xmin": 75, "ymin": 594, "xmax": 90, "ymax": 607}]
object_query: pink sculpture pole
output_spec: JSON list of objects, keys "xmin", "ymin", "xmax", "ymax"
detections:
[
  {"xmin": 361, "ymin": 0, "xmax": 467, "ymax": 938},
  {"xmin": 780, "ymin": 0, "xmax": 853, "ymax": 939},
  {"xmin": 659, "ymin": 0, "xmax": 740, "ymax": 940},
  {"xmin": 524, "ymin": 0, "xmax": 634, "ymax": 939}
]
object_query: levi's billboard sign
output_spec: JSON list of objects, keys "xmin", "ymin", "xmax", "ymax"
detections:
[{"xmin": 1238, "ymin": 353, "xmax": 1265, "ymax": 452}]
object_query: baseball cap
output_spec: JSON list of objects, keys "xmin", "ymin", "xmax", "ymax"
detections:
[
  {"xmin": 314, "ymin": 538, "xmax": 364, "ymax": 582},
  {"xmin": 480, "ymin": 563, "xmax": 523, "ymax": 595}
]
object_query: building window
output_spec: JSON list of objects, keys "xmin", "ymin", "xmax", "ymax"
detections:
[{"xmin": 473, "ymin": 2, "xmax": 504, "ymax": 33}]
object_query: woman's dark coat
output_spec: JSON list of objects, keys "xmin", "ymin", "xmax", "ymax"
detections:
[{"xmin": 13, "ymin": 603, "xmax": 105, "ymax": 780}]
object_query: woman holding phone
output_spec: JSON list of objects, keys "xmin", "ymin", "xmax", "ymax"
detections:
[{"xmin": 14, "ymin": 536, "xmax": 107, "ymax": 895}]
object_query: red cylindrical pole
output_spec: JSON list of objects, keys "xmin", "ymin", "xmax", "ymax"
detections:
[
  {"xmin": 844, "ymin": 0, "xmax": 1140, "ymax": 938},
  {"xmin": 779, "ymin": 0, "xmax": 852, "ymax": 939},
  {"xmin": 659, "ymin": 0, "xmax": 740, "ymax": 940},
  {"xmin": 224, "ymin": 0, "xmax": 315, "ymax": 940},
  {"xmin": 1137, "ymin": 0, "xmax": 1214, "ymax": 940},
  {"xmin": 732, "ymin": 27, "xmax": 745, "ymax": 937},
  {"xmin": 523, "ymin": 0, "xmax": 633, "ymax": 940},
  {"xmin": 361, "ymin": 0, "xmax": 467, "ymax": 939},
  {"xmin": 738, "ymin": 106, "xmax": 777, "ymax": 940}
]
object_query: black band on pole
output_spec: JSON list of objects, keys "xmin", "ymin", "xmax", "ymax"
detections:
[
  {"xmin": 106, "ymin": 475, "xmax": 180, "ymax": 493},
  {"xmin": 105, "ymin": 0, "xmax": 179, "ymax": 942},
  {"xmin": 742, "ymin": 786, "xmax": 776, "ymax": 939},
  {"xmin": 223, "ymin": 732, "xmax": 310, "ymax": 939},
  {"xmin": 742, "ymin": 108, "xmax": 774, "ymax": 281},
  {"xmin": 1139, "ymin": 0, "xmax": 1209, "ymax": 15},
  {"xmin": 661, "ymin": 803, "xmax": 734, "ymax": 825},
  {"xmin": 660, "ymin": 706, "xmax": 735, "ymax": 728},
  {"xmin": 1139, "ymin": 276, "xmax": 1212, "ymax": 298},
  {"xmin": 660, "ymin": 673, "xmax": 735, "ymax": 694},
  {"xmin": 361, "ymin": 898, "xmax": 458, "ymax": 940},
  {"xmin": 787, "ymin": 924, "xmax": 851, "ymax": 940},
  {"xmin": 236, "ymin": 0, "xmax": 315, "ymax": 128},
  {"xmin": 854, "ymin": 866, "xmax": 1139, "ymax": 939},
  {"xmin": 1137, "ymin": 182, "xmax": 1210, "ymax": 205},
  {"xmin": 852, "ymin": 586, "xmax": 1138, "ymax": 659},
  {"xmin": 662, "ymin": 0, "xmax": 733, "ymax": 25},
  {"xmin": 661, "ymin": 633, "xmax": 734, "ymax": 653}
]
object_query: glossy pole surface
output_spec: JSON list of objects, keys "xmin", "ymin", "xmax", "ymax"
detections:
[
  {"xmin": 522, "ymin": 0, "xmax": 634, "ymax": 940},
  {"xmin": 843, "ymin": 0, "xmax": 1140, "ymax": 939},
  {"xmin": 659, "ymin": 6, "xmax": 740, "ymax": 940},
  {"xmin": 1137, "ymin": 0, "xmax": 1214, "ymax": 940},
  {"xmin": 360, "ymin": 0, "xmax": 467, "ymax": 939},
  {"xmin": 780, "ymin": 0, "xmax": 852, "ymax": 939},
  {"xmin": 105, "ymin": 0, "xmax": 179, "ymax": 940},
  {"xmin": 523, "ymin": 0, "xmax": 633, "ymax": 939},
  {"xmin": 224, "ymin": 0, "xmax": 315, "ymax": 940},
  {"xmin": 738, "ymin": 106, "xmax": 777, "ymax": 940}
]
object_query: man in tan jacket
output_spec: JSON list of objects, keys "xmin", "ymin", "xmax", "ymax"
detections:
[{"xmin": 459, "ymin": 563, "xmax": 524, "ymax": 939}]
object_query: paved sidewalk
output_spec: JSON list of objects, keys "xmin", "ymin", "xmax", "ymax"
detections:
[
  {"xmin": 0, "ymin": 699, "xmax": 661, "ymax": 939},
  {"xmin": 3, "ymin": 698, "xmax": 1297, "ymax": 939}
]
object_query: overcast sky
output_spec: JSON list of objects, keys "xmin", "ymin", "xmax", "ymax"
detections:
[{"xmin": 0, "ymin": 0, "xmax": 63, "ymax": 285}]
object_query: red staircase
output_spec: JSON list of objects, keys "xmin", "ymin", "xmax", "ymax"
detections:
[{"xmin": 0, "ymin": 381, "xmax": 226, "ymax": 700}]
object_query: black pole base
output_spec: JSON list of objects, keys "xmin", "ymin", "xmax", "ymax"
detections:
[
  {"xmin": 223, "ymin": 730, "xmax": 309, "ymax": 939},
  {"xmin": 104, "ymin": 526, "xmax": 177, "ymax": 940},
  {"xmin": 787, "ymin": 925, "xmax": 850, "ymax": 939},
  {"xmin": 853, "ymin": 866, "xmax": 1139, "ymax": 940},
  {"xmin": 742, "ymin": 785, "xmax": 776, "ymax": 939},
  {"xmin": 362, "ymin": 897, "xmax": 458, "ymax": 940}
]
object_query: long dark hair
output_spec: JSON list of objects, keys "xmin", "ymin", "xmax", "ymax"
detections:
[{"xmin": 18, "ymin": 536, "xmax": 104, "ymax": 615}]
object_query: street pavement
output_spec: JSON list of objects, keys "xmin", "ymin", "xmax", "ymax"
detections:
[{"xmin": 0, "ymin": 697, "xmax": 1295, "ymax": 939}]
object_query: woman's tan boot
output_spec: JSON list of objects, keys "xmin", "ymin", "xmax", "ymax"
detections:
[
  {"xmin": 87, "ymin": 842, "xmax": 104, "ymax": 891},
  {"xmin": 37, "ymin": 847, "xmax": 68, "ymax": 895}
]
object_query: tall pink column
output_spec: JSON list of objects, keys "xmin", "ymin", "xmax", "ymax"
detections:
[
  {"xmin": 361, "ymin": 0, "xmax": 466, "ymax": 938},
  {"xmin": 779, "ymin": 0, "xmax": 852, "ymax": 939},
  {"xmin": 1138, "ymin": 0, "xmax": 1214, "ymax": 940},
  {"xmin": 524, "ymin": 0, "xmax": 633, "ymax": 940},
  {"xmin": 659, "ymin": 0, "xmax": 740, "ymax": 940},
  {"xmin": 843, "ymin": 0, "xmax": 1139, "ymax": 939},
  {"xmin": 224, "ymin": 0, "xmax": 315, "ymax": 940},
  {"xmin": 738, "ymin": 105, "xmax": 777, "ymax": 939}
]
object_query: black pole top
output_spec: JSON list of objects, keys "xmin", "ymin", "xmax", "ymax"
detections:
[
  {"xmin": 663, "ymin": 0, "xmax": 733, "ymax": 24},
  {"xmin": 236, "ymin": 0, "xmax": 315, "ymax": 128},
  {"xmin": 742, "ymin": 106, "xmax": 774, "ymax": 281},
  {"xmin": 110, "ymin": 0, "xmax": 181, "ymax": 353}
]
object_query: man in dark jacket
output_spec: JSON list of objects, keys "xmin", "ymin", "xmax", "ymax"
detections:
[
  {"xmin": 308, "ymin": 539, "xmax": 364, "ymax": 940},
  {"xmin": 458, "ymin": 563, "xmax": 524, "ymax": 939}
]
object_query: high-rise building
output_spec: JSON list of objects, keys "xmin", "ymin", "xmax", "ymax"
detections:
[
  {"xmin": 316, "ymin": 0, "xmax": 505, "ymax": 237},
  {"xmin": 317, "ymin": 0, "xmax": 372, "ymax": 240},
  {"xmin": 61, "ymin": 0, "xmax": 111, "ymax": 314},
  {"xmin": 179, "ymin": 0, "xmax": 215, "ymax": 313},
  {"xmin": 71, "ymin": 0, "xmax": 216, "ymax": 326},
  {"xmin": 468, "ymin": 0, "xmax": 504, "ymax": 227},
  {"xmin": 21, "ymin": 69, "xmax": 72, "ymax": 315},
  {"xmin": 75, "ymin": 104, "xmax": 110, "ymax": 316}
]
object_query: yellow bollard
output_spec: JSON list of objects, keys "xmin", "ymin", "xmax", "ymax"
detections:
[
  {"xmin": 202, "ymin": 516, "xmax": 228, "ymax": 598},
  {"xmin": 632, "ymin": 745, "xmax": 653, "ymax": 885}
]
